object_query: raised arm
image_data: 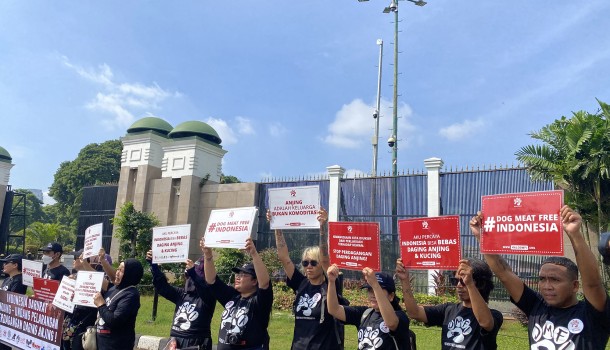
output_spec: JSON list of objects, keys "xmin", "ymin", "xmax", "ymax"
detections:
[
  {"xmin": 458, "ymin": 259, "xmax": 495, "ymax": 331},
  {"xmin": 363, "ymin": 268, "xmax": 399, "ymax": 331},
  {"xmin": 318, "ymin": 207, "xmax": 330, "ymax": 272},
  {"xmin": 470, "ymin": 212, "xmax": 525, "ymax": 302},
  {"xmin": 395, "ymin": 259, "xmax": 427, "ymax": 323},
  {"xmin": 98, "ymin": 248, "xmax": 116, "ymax": 282},
  {"xmin": 561, "ymin": 205, "xmax": 607, "ymax": 311},
  {"xmin": 245, "ymin": 238, "xmax": 270, "ymax": 289},
  {"xmin": 326, "ymin": 264, "xmax": 346, "ymax": 322},
  {"xmin": 201, "ymin": 238, "xmax": 217, "ymax": 285},
  {"xmin": 268, "ymin": 210, "xmax": 295, "ymax": 279}
]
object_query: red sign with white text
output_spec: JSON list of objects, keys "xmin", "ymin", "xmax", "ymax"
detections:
[
  {"xmin": 481, "ymin": 190, "xmax": 564, "ymax": 256},
  {"xmin": 399, "ymin": 216, "xmax": 461, "ymax": 270},
  {"xmin": 33, "ymin": 277, "xmax": 60, "ymax": 302},
  {"xmin": 329, "ymin": 222, "xmax": 380, "ymax": 271}
]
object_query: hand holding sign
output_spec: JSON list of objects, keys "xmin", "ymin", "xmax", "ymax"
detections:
[
  {"xmin": 93, "ymin": 292, "xmax": 105, "ymax": 307},
  {"xmin": 362, "ymin": 267, "xmax": 378, "ymax": 288},
  {"xmin": 394, "ymin": 258, "xmax": 410, "ymax": 283},
  {"xmin": 561, "ymin": 205, "xmax": 582, "ymax": 237},
  {"xmin": 469, "ymin": 212, "xmax": 484, "ymax": 241},
  {"xmin": 457, "ymin": 259, "xmax": 475, "ymax": 288},
  {"xmin": 243, "ymin": 238, "xmax": 257, "ymax": 257},
  {"xmin": 327, "ymin": 264, "xmax": 340, "ymax": 283},
  {"xmin": 317, "ymin": 207, "xmax": 328, "ymax": 226}
]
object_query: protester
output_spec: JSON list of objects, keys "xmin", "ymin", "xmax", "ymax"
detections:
[
  {"xmin": 0, "ymin": 254, "xmax": 27, "ymax": 294},
  {"xmin": 202, "ymin": 237, "xmax": 273, "ymax": 350},
  {"xmin": 39, "ymin": 242, "xmax": 71, "ymax": 280},
  {"xmin": 267, "ymin": 207, "xmax": 347, "ymax": 350},
  {"xmin": 93, "ymin": 258, "xmax": 143, "ymax": 350},
  {"xmin": 146, "ymin": 250, "xmax": 216, "ymax": 350},
  {"xmin": 470, "ymin": 205, "xmax": 610, "ymax": 349},
  {"xmin": 327, "ymin": 265, "xmax": 412, "ymax": 350},
  {"xmin": 397, "ymin": 258, "xmax": 502, "ymax": 349},
  {"xmin": 62, "ymin": 258, "xmax": 99, "ymax": 350}
]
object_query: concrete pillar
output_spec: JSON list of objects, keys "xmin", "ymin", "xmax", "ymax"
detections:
[
  {"xmin": 424, "ymin": 157, "xmax": 444, "ymax": 295},
  {"xmin": 0, "ymin": 161, "xmax": 14, "ymax": 229},
  {"xmin": 326, "ymin": 165, "xmax": 345, "ymax": 222}
]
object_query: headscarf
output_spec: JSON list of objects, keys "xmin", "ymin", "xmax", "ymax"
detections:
[{"xmin": 117, "ymin": 258, "xmax": 144, "ymax": 289}]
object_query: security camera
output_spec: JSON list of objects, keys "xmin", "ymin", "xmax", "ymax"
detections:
[
  {"xmin": 389, "ymin": 0, "xmax": 397, "ymax": 11},
  {"xmin": 373, "ymin": 112, "xmax": 378, "ymax": 119},
  {"xmin": 388, "ymin": 136, "xmax": 396, "ymax": 148}
]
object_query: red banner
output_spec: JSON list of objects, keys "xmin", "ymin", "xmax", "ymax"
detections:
[
  {"xmin": 481, "ymin": 190, "xmax": 564, "ymax": 255},
  {"xmin": 399, "ymin": 216, "xmax": 461, "ymax": 270},
  {"xmin": 329, "ymin": 222, "xmax": 380, "ymax": 271},
  {"xmin": 33, "ymin": 278, "xmax": 60, "ymax": 302}
]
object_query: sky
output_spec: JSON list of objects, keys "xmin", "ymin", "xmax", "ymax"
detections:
[{"xmin": 1, "ymin": 1, "xmax": 609, "ymax": 203}]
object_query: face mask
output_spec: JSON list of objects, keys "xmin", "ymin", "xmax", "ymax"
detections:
[{"xmin": 42, "ymin": 255, "xmax": 53, "ymax": 265}]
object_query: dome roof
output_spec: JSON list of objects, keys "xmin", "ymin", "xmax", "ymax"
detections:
[
  {"xmin": 0, "ymin": 146, "xmax": 11, "ymax": 163},
  {"xmin": 127, "ymin": 117, "xmax": 173, "ymax": 135},
  {"xmin": 168, "ymin": 121, "xmax": 222, "ymax": 145}
]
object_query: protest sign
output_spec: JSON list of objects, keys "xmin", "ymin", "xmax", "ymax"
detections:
[
  {"xmin": 152, "ymin": 224, "xmax": 191, "ymax": 263},
  {"xmin": 73, "ymin": 271, "xmax": 105, "ymax": 308},
  {"xmin": 52, "ymin": 276, "xmax": 76, "ymax": 313},
  {"xmin": 204, "ymin": 207, "xmax": 258, "ymax": 249},
  {"xmin": 83, "ymin": 222, "xmax": 103, "ymax": 259},
  {"xmin": 329, "ymin": 222, "xmax": 380, "ymax": 271},
  {"xmin": 268, "ymin": 185, "xmax": 320, "ymax": 229},
  {"xmin": 399, "ymin": 216, "xmax": 461, "ymax": 270},
  {"xmin": 481, "ymin": 190, "xmax": 564, "ymax": 255},
  {"xmin": 32, "ymin": 278, "xmax": 59, "ymax": 303},
  {"xmin": 0, "ymin": 291, "xmax": 64, "ymax": 350},
  {"xmin": 21, "ymin": 259, "xmax": 43, "ymax": 287}
]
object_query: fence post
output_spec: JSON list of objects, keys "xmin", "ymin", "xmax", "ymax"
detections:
[
  {"xmin": 326, "ymin": 165, "xmax": 345, "ymax": 222},
  {"xmin": 424, "ymin": 157, "xmax": 444, "ymax": 295}
]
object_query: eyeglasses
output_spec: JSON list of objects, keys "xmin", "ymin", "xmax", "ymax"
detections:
[
  {"xmin": 235, "ymin": 272, "xmax": 251, "ymax": 279},
  {"xmin": 449, "ymin": 277, "xmax": 465, "ymax": 286},
  {"xmin": 301, "ymin": 260, "xmax": 319, "ymax": 267}
]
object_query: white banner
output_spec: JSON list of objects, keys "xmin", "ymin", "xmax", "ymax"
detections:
[
  {"xmin": 268, "ymin": 185, "xmax": 320, "ymax": 229},
  {"xmin": 204, "ymin": 207, "xmax": 258, "ymax": 249},
  {"xmin": 21, "ymin": 259, "xmax": 43, "ymax": 287},
  {"xmin": 52, "ymin": 276, "xmax": 76, "ymax": 313},
  {"xmin": 152, "ymin": 224, "xmax": 191, "ymax": 263},
  {"xmin": 83, "ymin": 222, "xmax": 104, "ymax": 259},
  {"xmin": 72, "ymin": 271, "xmax": 105, "ymax": 308}
]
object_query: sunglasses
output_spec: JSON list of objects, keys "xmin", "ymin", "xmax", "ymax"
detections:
[
  {"xmin": 301, "ymin": 260, "xmax": 319, "ymax": 267},
  {"xmin": 449, "ymin": 277, "xmax": 465, "ymax": 286}
]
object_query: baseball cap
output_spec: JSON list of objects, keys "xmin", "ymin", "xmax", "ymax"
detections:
[
  {"xmin": 361, "ymin": 272, "xmax": 396, "ymax": 293},
  {"xmin": 0, "ymin": 254, "xmax": 24, "ymax": 270},
  {"xmin": 38, "ymin": 242, "xmax": 63, "ymax": 253},
  {"xmin": 231, "ymin": 263, "xmax": 257, "ymax": 279}
]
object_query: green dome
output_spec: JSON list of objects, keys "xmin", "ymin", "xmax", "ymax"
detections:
[
  {"xmin": 0, "ymin": 146, "xmax": 11, "ymax": 163},
  {"xmin": 127, "ymin": 117, "xmax": 173, "ymax": 135},
  {"xmin": 169, "ymin": 121, "xmax": 222, "ymax": 145}
]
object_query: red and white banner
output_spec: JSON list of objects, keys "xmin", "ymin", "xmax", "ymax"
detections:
[
  {"xmin": 399, "ymin": 216, "xmax": 461, "ymax": 270},
  {"xmin": 83, "ymin": 222, "xmax": 103, "ymax": 259},
  {"xmin": 329, "ymin": 222, "xmax": 380, "ymax": 271},
  {"xmin": 52, "ymin": 276, "xmax": 76, "ymax": 313},
  {"xmin": 204, "ymin": 207, "xmax": 258, "ymax": 249},
  {"xmin": 21, "ymin": 259, "xmax": 43, "ymax": 287},
  {"xmin": 73, "ymin": 271, "xmax": 105, "ymax": 308},
  {"xmin": 268, "ymin": 185, "xmax": 320, "ymax": 229},
  {"xmin": 152, "ymin": 224, "xmax": 191, "ymax": 263},
  {"xmin": 481, "ymin": 190, "xmax": 564, "ymax": 256},
  {"xmin": 0, "ymin": 290, "xmax": 63, "ymax": 350},
  {"xmin": 32, "ymin": 278, "xmax": 59, "ymax": 303}
]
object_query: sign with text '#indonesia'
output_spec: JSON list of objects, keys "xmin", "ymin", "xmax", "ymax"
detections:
[
  {"xmin": 204, "ymin": 207, "xmax": 258, "ymax": 249},
  {"xmin": 268, "ymin": 185, "xmax": 320, "ymax": 229},
  {"xmin": 481, "ymin": 190, "xmax": 564, "ymax": 256},
  {"xmin": 399, "ymin": 216, "xmax": 461, "ymax": 270},
  {"xmin": 329, "ymin": 222, "xmax": 380, "ymax": 271}
]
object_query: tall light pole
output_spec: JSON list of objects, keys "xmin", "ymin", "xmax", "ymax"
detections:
[{"xmin": 372, "ymin": 38, "xmax": 383, "ymax": 177}]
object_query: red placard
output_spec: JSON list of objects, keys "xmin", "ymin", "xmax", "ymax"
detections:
[
  {"xmin": 399, "ymin": 216, "xmax": 461, "ymax": 270},
  {"xmin": 481, "ymin": 190, "xmax": 564, "ymax": 256},
  {"xmin": 33, "ymin": 277, "xmax": 60, "ymax": 302},
  {"xmin": 329, "ymin": 222, "xmax": 380, "ymax": 271}
]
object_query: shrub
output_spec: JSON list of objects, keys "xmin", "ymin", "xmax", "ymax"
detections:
[{"xmin": 510, "ymin": 307, "xmax": 528, "ymax": 327}]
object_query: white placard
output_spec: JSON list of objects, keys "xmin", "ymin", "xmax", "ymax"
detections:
[
  {"xmin": 83, "ymin": 222, "xmax": 104, "ymax": 259},
  {"xmin": 53, "ymin": 276, "xmax": 76, "ymax": 313},
  {"xmin": 22, "ymin": 259, "xmax": 43, "ymax": 287},
  {"xmin": 73, "ymin": 271, "xmax": 105, "ymax": 308},
  {"xmin": 268, "ymin": 185, "xmax": 320, "ymax": 229},
  {"xmin": 152, "ymin": 224, "xmax": 191, "ymax": 263},
  {"xmin": 204, "ymin": 207, "xmax": 258, "ymax": 249}
]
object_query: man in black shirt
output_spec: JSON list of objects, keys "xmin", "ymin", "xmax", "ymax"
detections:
[
  {"xmin": 0, "ymin": 254, "xmax": 27, "ymax": 294},
  {"xmin": 39, "ymin": 242, "xmax": 71, "ymax": 281}
]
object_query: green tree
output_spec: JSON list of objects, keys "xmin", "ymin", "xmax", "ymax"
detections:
[
  {"xmin": 220, "ymin": 174, "xmax": 241, "ymax": 184},
  {"xmin": 24, "ymin": 222, "xmax": 75, "ymax": 252},
  {"xmin": 8, "ymin": 189, "xmax": 45, "ymax": 233},
  {"xmin": 112, "ymin": 202, "xmax": 160, "ymax": 261}
]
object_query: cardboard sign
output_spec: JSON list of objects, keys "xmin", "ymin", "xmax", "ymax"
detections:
[
  {"xmin": 481, "ymin": 190, "xmax": 564, "ymax": 255},
  {"xmin": 329, "ymin": 222, "xmax": 380, "ymax": 271},
  {"xmin": 32, "ymin": 277, "xmax": 60, "ymax": 303},
  {"xmin": 83, "ymin": 222, "xmax": 103, "ymax": 259},
  {"xmin": 73, "ymin": 271, "xmax": 105, "ymax": 308},
  {"xmin": 21, "ymin": 259, "xmax": 43, "ymax": 287},
  {"xmin": 399, "ymin": 216, "xmax": 461, "ymax": 270},
  {"xmin": 204, "ymin": 207, "xmax": 258, "ymax": 249},
  {"xmin": 0, "ymin": 291, "xmax": 64, "ymax": 350},
  {"xmin": 152, "ymin": 224, "xmax": 191, "ymax": 263},
  {"xmin": 268, "ymin": 185, "xmax": 320, "ymax": 229},
  {"xmin": 53, "ymin": 276, "xmax": 76, "ymax": 313}
]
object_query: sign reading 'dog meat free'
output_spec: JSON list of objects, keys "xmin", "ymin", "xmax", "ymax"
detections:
[
  {"xmin": 399, "ymin": 216, "xmax": 461, "ymax": 270},
  {"xmin": 268, "ymin": 185, "xmax": 320, "ymax": 229},
  {"xmin": 205, "ymin": 207, "xmax": 258, "ymax": 249},
  {"xmin": 481, "ymin": 190, "xmax": 564, "ymax": 256},
  {"xmin": 329, "ymin": 222, "xmax": 380, "ymax": 271}
]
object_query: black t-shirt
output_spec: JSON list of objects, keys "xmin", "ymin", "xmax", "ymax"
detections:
[
  {"xmin": 287, "ymin": 269, "xmax": 342, "ymax": 350},
  {"xmin": 425, "ymin": 302, "xmax": 503, "ymax": 349},
  {"xmin": 1, "ymin": 274, "xmax": 27, "ymax": 294},
  {"xmin": 514, "ymin": 284, "xmax": 610, "ymax": 350},
  {"xmin": 344, "ymin": 306, "xmax": 411, "ymax": 350},
  {"xmin": 44, "ymin": 265, "xmax": 71, "ymax": 281},
  {"xmin": 209, "ymin": 278, "xmax": 273, "ymax": 350},
  {"xmin": 96, "ymin": 286, "xmax": 141, "ymax": 350}
]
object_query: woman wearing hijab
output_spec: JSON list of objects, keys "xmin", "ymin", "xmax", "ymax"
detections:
[{"xmin": 93, "ymin": 258, "xmax": 144, "ymax": 350}]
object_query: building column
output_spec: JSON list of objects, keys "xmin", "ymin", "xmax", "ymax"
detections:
[
  {"xmin": 326, "ymin": 165, "xmax": 345, "ymax": 222},
  {"xmin": 424, "ymin": 157, "xmax": 444, "ymax": 295}
]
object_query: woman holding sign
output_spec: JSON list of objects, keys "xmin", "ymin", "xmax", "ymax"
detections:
[{"xmin": 268, "ymin": 208, "xmax": 348, "ymax": 350}]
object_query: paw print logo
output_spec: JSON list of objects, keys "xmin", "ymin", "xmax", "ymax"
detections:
[
  {"xmin": 221, "ymin": 305, "xmax": 249, "ymax": 335},
  {"xmin": 531, "ymin": 321, "xmax": 575, "ymax": 349},
  {"xmin": 514, "ymin": 198, "xmax": 522, "ymax": 207},
  {"xmin": 447, "ymin": 316, "xmax": 472, "ymax": 343},
  {"xmin": 422, "ymin": 221, "xmax": 429, "ymax": 229},
  {"xmin": 174, "ymin": 302, "xmax": 200, "ymax": 330},
  {"xmin": 358, "ymin": 327, "xmax": 383, "ymax": 349},
  {"xmin": 290, "ymin": 190, "xmax": 296, "ymax": 197},
  {"xmin": 348, "ymin": 226, "xmax": 353, "ymax": 233},
  {"xmin": 295, "ymin": 293, "xmax": 321, "ymax": 316}
]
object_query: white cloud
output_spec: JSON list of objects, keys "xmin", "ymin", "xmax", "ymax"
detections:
[
  {"xmin": 236, "ymin": 116, "xmax": 255, "ymax": 135},
  {"xmin": 206, "ymin": 117, "xmax": 237, "ymax": 145},
  {"xmin": 269, "ymin": 122, "xmax": 287, "ymax": 137},
  {"xmin": 438, "ymin": 119, "xmax": 486, "ymax": 141}
]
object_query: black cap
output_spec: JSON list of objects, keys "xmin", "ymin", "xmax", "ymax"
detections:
[
  {"xmin": 0, "ymin": 254, "xmax": 24, "ymax": 270},
  {"xmin": 361, "ymin": 272, "xmax": 396, "ymax": 293},
  {"xmin": 39, "ymin": 242, "xmax": 63, "ymax": 253},
  {"xmin": 232, "ymin": 263, "xmax": 257, "ymax": 279}
]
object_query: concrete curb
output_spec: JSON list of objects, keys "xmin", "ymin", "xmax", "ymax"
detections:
[{"xmin": 134, "ymin": 335, "xmax": 217, "ymax": 350}]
